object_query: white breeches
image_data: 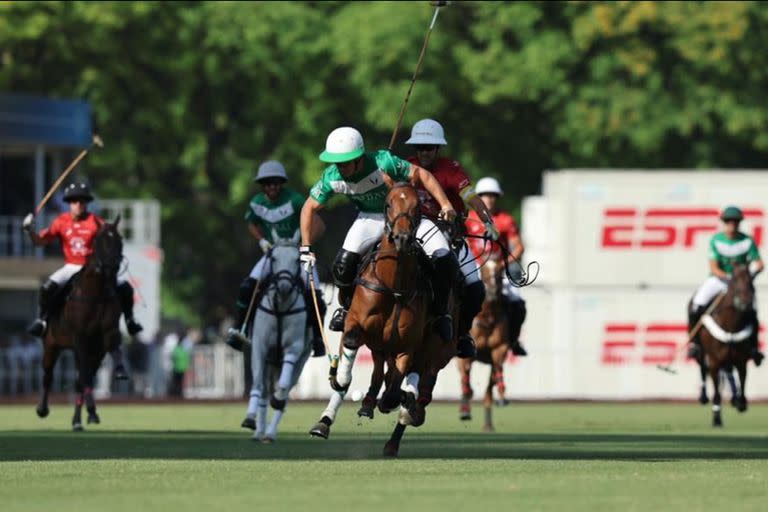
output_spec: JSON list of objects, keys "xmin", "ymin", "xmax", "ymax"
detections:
[
  {"xmin": 249, "ymin": 254, "xmax": 320, "ymax": 289},
  {"xmin": 341, "ymin": 213, "xmax": 451, "ymax": 258},
  {"xmin": 49, "ymin": 263, "xmax": 127, "ymax": 285},
  {"xmin": 692, "ymin": 276, "xmax": 728, "ymax": 308}
]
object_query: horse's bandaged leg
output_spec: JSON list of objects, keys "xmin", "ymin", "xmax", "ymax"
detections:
[
  {"xmin": 337, "ymin": 347, "xmax": 358, "ymax": 389},
  {"xmin": 404, "ymin": 372, "xmax": 420, "ymax": 399},
  {"xmin": 255, "ymin": 399, "xmax": 268, "ymax": 437},
  {"xmin": 266, "ymin": 409, "xmax": 284, "ymax": 439},
  {"xmin": 275, "ymin": 360, "xmax": 296, "ymax": 400},
  {"xmin": 321, "ymin": 391, "xmax": 345, "ymax": 423},
  {"xmin": 247, "ymin": 388, "xmax": 261, "ymax": 417}
]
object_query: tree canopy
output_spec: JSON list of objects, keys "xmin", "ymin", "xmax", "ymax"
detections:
[{"xmin": 3, "ymin": 1, "xmax": 768, "ymax": 324}]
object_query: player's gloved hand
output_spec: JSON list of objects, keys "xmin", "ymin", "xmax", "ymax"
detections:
[
  {"xmin": 484, "ymin": 220, "xmax": 500, "ymax": 241},
  {"xmin": 438, "ymin": 207, "xmax": 457, "ymax": 223},
  {"xmin": 258, "ymin": 238, "xmax": 273, "ymax": 253},
  {"xmin": 22, "ymin": 213, "xmax": 34, "ymax": 233},
  {"xmin": 299, "ymin": 245, "xmax": 316, "ymax": 273}
]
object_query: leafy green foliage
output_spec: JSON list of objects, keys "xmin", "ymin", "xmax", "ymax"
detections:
[{"xmin": 3, "ymin": 1, "xmax": 768, "ymax": 324}]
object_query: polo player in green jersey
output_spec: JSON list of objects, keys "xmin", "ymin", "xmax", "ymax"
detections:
[
  {"xmin": 689, "ymin": 206, "xmax": 764, "ymax": 365},
  {"xmin": 226, "ymin": 160, "xmax": 327, "ymax": 356},
  {"xmin": 299, "ymin": 126, "xmax": 464, "ymax": 349}
]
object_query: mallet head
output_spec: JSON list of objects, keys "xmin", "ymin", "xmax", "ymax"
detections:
[{"xmin": 92, "ymin": 134, "xmax": 104, "ymax": 148}]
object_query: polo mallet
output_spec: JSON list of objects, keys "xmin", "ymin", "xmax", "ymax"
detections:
[
  {"xmin": 307, "ymin": 266, "xmax": 339, "ymax": 377},
  {"xmin": 236, "ymin": 278, "xmax": 264, "ymax": 345},
  {"xmin": 35, "ymin": 134, "xmax": 104, "ymax": 215},
  {"xmin": 656, "ymin": 292, "xmax": 726, "ymax": 374},
  {"xmin": 387, "ymin": 1, "xmax": 447, "ymax": 150}
]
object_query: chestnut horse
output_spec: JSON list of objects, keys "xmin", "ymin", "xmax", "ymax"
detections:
[
  {"xmin": 36, "ymin": 217, "xmax": 124, "ymax": 431},
  {"xmin": 309, "ymin": 181, "xmax": 437, "ymax": 451},
  {"xmin": 699, "ymin": 264, "xmax": 754, "ymax": 427},
  {"xmin": 457, "ymin": 253, "xmax": 510, "ymax": 431}
]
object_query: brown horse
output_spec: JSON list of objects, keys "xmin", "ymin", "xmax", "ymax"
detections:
[
  {"xmin": 309, "ymin": 181, "xmax": 435, "ymax": 446},
  {"xmin": 36, "ymin": 217, "xmax": 124, "ymax": 431},
  {"xmin": 457, "ymin": 253, "xmax": 510, "ymax": 431},
  {"xmin": 699, "ymin": 264, "xmax": 753, "ymax": 427}
]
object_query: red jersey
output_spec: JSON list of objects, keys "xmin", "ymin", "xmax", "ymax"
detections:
[
  {"xmin": 38, "ymin": 212, "xmax": 104, "ymax": 265},
  {"xmin": 466, "ymin": 209, "xmax": 519, "ymax": 260},
  {"xmin": 407, "ymin": 156, "xmax": 471, "ymax": 220}
]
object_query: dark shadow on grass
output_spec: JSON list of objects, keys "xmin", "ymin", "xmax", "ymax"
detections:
[{"xmin": 1, "ymin": 430, "xmax": 767, "ymax": 461}]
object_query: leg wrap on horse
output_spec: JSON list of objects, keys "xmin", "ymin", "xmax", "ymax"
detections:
[{"xmin": 460, "ymin": 281, "xmax": 485, "ymax": 334}]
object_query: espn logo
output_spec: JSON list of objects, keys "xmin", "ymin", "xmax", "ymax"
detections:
[
  {"xmin": 601, "ymin": 208, "xmax": 764, "ymax": 249},
  {"xmin": 601, "ymin": 323, "xmax": 764, "ymax": 365}
]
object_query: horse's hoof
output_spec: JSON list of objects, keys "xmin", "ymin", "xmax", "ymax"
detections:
[
  {"xmin": 483, "ymin": 424, "xmax": 495, "ymax": 433},
  {"xmin": 357, "ymin": 401, "xmax": 375, "ymax": 419},
  {"xmin": 87, "ymin": 413, "xmax": 100, "ymax": 425},
  {"xmin": 309, "ymin": 422, "xmax": 330, "ymax": 439},
  {"xmin": 402, "ymin": 393, "xmax": 424, "ymax": 427},
  {"xmin": 36, "ymin": 405, "xmax": 49, "ymax": 418},
  {"xmin": 712, "ymin": 415, "xmax": 723, "ymax": 428},
  {"xmin": 72, "ymin": 422, "xmax": 84, "ymax": 432},
  {"xmin": 459, "ymin": 412, "xmax": 472, "ymax": 421},
  {"xmin": 241, "ymin": 417, "xmax": 256, "ymax": 430},
  {"xmin": 260, "ymin": 436, "xmax": 275, "ymax": 444},
  {"xmin": 737, "ymin": 397, "xmax": 748, "ymax": 413},
  {"xmin": 382, "ymin": 441, "xmax": 399, "ymax": 458}
]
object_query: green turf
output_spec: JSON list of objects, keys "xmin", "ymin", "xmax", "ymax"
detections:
[{"xmin": 1, "ymin": 401, "xmax": 767, "ymax": 511}]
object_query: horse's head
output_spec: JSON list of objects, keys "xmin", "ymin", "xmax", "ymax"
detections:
[
  {"xmin": 481, "ymin": 253, "xmax": 503, "ymax": 301},
  {"xmin": 269, "ymin": 229, "xmax": 301, "ymax": 299},
  {"xmin": 728, "ymin": 264, "xmax": 754, "ymax": 313},
  {"xmin": 90, "ymin": 215, "xmax": 123, "ymax": 278},
  {"xmin": 384, "ymin": 182, "xmax": 421, "ymax": 252}
]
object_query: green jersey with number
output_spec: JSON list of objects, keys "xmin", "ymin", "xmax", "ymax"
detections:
[
  {"xmin": 708, "ymin": 231, "xmax": 761, "ymax": 274},
  {"xmin": 244, "ymin": 188, "xmax": 305, "ymax": 243},
  {"xmin": 309, "ymin": 150, "xmax": 412, "ymax": 213}
]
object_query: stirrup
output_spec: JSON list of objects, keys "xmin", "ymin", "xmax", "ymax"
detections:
[
  {"xmin": 27, "ymin": 319, "xmax": 47, "ymax": 338},
  {"xmin": 225, "ymin": 327, "xmax": 249, "ymax": 352},
  {"xmin": 329, "ymin": 308, "xmax": 347, "ymax": 332}
]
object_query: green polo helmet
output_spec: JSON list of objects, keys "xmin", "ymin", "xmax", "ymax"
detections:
[
  {"xmin": 319, "ymin": 127, "xmax": 365, "ymax": 163},
  {"xmin": 720, "ymin": 205, "xmax": 744, "ymax": 221}
]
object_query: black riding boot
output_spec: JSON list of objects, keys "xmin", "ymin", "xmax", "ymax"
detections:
[
  {"xmin": 431, "ymin": 252, "xmax": 460, "ymax": 344},
  {"xmin": 329, "ymin": 250, "xmax": 361, "ymax": 332},
  {"xmin": 27, "ymin": 280, "xmax": 59, "ymax": 338},
  {"xmin": 687, "ymin": 304, "xmax": 706, "ymax": 359},
  {"xmin": 505, "ymin": 296, "xmax": 528, "ymax": 356},
  {"xmin": 117, "ymin": 281, "xmax": 143, "ymax": 336},
  {"xmin": 306, "ymin": 286, "xmax": 327, "ymax": 357},
  {"xmin": 226, "ymin": 277, "xmax": 258, "ymax": 352},
  {"xmin": 456, "ymin": 280, "xmax": 484, "ymax": 358},
  {"xmin": 747, "ymin": 308, "xmax": 763, "ymax": 367}
]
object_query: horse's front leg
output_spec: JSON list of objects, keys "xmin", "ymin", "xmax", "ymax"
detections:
[
  {"xmin": 735, "ymin": 360, "xmax": 748, "ymax": 413},
  {"xmin": 72, "ymin": 374, "xmax": 84, "ymax": 432},
  {"xmin": 709, "ymin": 362, "xmax": 723, "ymax": 427},
  {"xmin": 697, "ymin": 357, "xmax": 709, "ymax": 405},
  {"xmin": 358, "ymin": 351, "xmax": 384, "ymax": 419},
  {"xmin": 37, "ymin": 343, "xmax": 59, "ymax": 419},
  {"xmin": 84, "ymin": 347, "xmax": 102, "ymax": 425}
]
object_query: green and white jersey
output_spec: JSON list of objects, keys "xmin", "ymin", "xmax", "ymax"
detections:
[
  {"xmin": 309, "ymin": 150, "xmax": 412, "ymax": 213},
  {"xmin": 708, "ymin": 231, "xmax": 761, "ymax": 275},
  {"xmin": 244, "ymin": 188, "xmax": 305, "ymax": 243}
]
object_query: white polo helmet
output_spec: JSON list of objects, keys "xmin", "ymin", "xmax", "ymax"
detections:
[
  {"xmin": 405, "ymin": 118, "xmax": 447, "ymax": 145},
  {"xmin": 254, "ymin": 160, "xmax": 288, "ymax": 182},
  {"xmin": 475, "ymin": 177, "xmax": 504, "ymax": 196},
  {"xmin": 319, "ymin": 127, "xmax": 365, "ymax": 163}
]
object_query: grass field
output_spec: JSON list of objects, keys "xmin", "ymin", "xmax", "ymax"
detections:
[{"xmin": 1, "ymin": 401, "xmax": 767, "ymax": 511}]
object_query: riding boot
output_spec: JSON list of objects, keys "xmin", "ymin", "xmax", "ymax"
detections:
[
  {"xmin": 431, "ymin": 252, "xmax": 460, "ymax": 344},
  {"xmin": 329, "ymin": 250, "xmax": 361, "ymax": 332},
  {"xmin": 117, "ymin": 281, "xmax": 143, "ymax": 336},
  {"xmin": 27, "ymin": 280, "xmax": 59, "ymax": 338},
  {"xmin": 110, "ymin": 347, "xmax": 129, "ymax": 380},
  {"xmin": 456, "ymin": 281, "xmax": 484, "ymax": 358},
  {"xmin": 505, "ymin": 296, "xmax": 528, "ymax": 356},
  {"xmin": 226, "ymin": 277, "xmax": 258, "ymax": 352},
  {"xmin": 687, "ymin": 304, "xmax": 706, "ymax": 359},
  {"xmin": 747, "ymin": 308, "xmax": 763, "ymax": 367},
  {"xmin": 306, "ymin": 286, "xmax": 327, "ymax": 357}
]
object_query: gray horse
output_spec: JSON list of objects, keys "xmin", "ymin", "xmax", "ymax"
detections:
[{"xmin": 245, "ymin": 231, "xmax": 312, "ymax": 442}]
